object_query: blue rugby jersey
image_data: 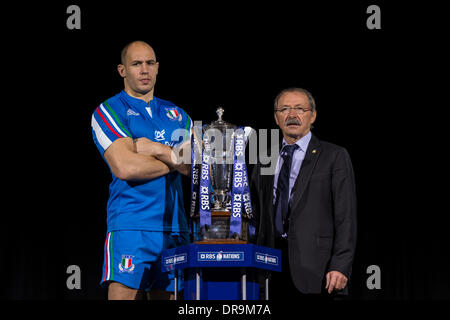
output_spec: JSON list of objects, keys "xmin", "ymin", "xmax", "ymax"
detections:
[{"xmin": 91, "ymin": 90, "xmax": 192, "ymax": 233}]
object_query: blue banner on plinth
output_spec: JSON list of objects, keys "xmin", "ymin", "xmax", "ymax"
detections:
[
  {"xmin": 161, "ymin": 243, "xmax": 281, "ymax": 300},
  {"xmin": 162, "ymin": 244, "xmax": 281, "ymax": 272}
]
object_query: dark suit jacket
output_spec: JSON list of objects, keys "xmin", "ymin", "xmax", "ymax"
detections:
[{"xmin": 250, "ymin": 133, "xmax": 357, "ymax": 294}]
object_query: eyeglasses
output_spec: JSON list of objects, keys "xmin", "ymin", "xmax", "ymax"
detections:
[{"xmin": 275, "ymin": 106, "xmax": 312, "ymax": 115}]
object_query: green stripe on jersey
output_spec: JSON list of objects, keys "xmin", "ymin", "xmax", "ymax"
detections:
[
  {"xmin": 184, "ymin": 115, "xmax": 191, "ymax": 141},
  {"xmin": 104, "ymin": 100, "xmax": 132, "ymax": 138}
]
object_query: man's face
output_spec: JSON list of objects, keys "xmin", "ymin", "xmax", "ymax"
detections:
[
  {"xmin": 118, "ymin": 43, "xmax": 159, "ymax": 97},
  {"xmin": 274, "ymin": 91, "xmax": 317, "ymax": 141}
]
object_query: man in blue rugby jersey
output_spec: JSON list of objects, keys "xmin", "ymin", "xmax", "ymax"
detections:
[{"xmin": 91, "ymin": 41, "xmax": 192, "ymax": 300}]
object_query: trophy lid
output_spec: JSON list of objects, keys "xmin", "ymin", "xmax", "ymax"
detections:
[
  {"xmin": 216, "ymin": 107, "xmax": 224, "ymax": 122},
  {"xmin": 205, "ymin": 107, "xmax": 236, "ymax": 131}
]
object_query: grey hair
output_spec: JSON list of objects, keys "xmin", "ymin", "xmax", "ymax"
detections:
[{"xmin": 273, "ymin": 87, "xmax": 316, "ymax": 112}]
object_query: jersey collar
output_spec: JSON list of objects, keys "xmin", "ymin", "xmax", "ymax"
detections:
[{"xmin": 120, "ymin": 90, "xmax": 157, "ymax": 107}]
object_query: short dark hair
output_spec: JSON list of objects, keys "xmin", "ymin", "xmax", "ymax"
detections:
[{"xmin": 273, "ymin": 87, "xmax": 316, "ymax": 112}]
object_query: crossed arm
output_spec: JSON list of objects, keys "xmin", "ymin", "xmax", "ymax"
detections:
[{"xmin": 104, "ymin": 137, "xmax": 191, "ymax": 181}]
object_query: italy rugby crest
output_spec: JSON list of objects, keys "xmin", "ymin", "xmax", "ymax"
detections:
[
  {"xmin": 118, "ymin": 255, "xmax": 135, "ymax": 273},
  {"xmin": 165, "ymin": 108, "xmax": 182, "ymax": 121}
]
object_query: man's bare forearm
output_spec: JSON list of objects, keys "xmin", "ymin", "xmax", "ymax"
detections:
[
  {"xmin": 124, "ymin": 153, "xmax": 172, "ymax": 181},
  {"xmin": 134, "ymin": 138, "xmax": 191, "ymax": 176},
  {"xmin": 104, "ymin": 138, "xmax": 172, "ymax": 181}
]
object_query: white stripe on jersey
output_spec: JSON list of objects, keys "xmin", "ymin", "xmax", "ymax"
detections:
[
  {"xmin": 145, "ymin": 106, "xmax": 152, "ymax": 118},
  {"xmin": 100, "ymin": 103, "xmax": 128, "ymax": 138},
  {"xmin": 106, "ymin": 232, "xmax": 111, "ymax": 281},
  {"xmin": 92, "ymin": 115, "xmax": 112, "ymax": 152}
]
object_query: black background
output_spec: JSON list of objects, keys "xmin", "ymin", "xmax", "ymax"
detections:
[{"xmin": 3, "ymin": 0, "xmax": 448, "ymax": 305}]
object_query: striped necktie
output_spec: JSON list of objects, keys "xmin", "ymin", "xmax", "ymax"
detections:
[{"xmin": 274, "ymin": 143, "xmax": 299, "ymax": 238}]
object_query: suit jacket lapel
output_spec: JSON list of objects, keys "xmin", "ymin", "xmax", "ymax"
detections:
[{"xmin": 290, "ymin": 134, "xmax": 321, "ymax": 213}]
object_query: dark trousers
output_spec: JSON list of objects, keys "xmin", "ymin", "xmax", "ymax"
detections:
[{"xmin": 270, "ymin": 237, "xmax": 337, "ymax": 301}]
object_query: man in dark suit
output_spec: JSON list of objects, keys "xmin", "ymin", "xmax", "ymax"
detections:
[{"xmin": 250, "ymin": 88, "xmax": 357, "ymax": 299}]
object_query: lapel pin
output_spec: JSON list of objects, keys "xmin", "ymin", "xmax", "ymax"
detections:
[{"xmin": 312, "ymin": 149, "xmax": 317, "ymax": 154}]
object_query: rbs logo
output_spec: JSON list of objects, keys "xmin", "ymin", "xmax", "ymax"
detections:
[{"xmin": 198, "ymin": 251, "xmax": 244, "ymax": 262}]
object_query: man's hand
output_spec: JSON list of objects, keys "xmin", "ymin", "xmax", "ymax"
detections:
[{"xmin": 325, "ymin": 271, "xmax": 348, "ymax": 293}]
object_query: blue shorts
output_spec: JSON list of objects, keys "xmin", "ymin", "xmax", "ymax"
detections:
[{"xmin": 100, "ymin": 231, "xmax": 189, "ymax": 291}]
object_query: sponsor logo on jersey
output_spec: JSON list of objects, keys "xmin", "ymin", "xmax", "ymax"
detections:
[
  {"xmin": 154, "ymin": 129, "xmax": 166, "ymax": 141},
  {"xmin": 118, "ymin": 255, "xmax": 135, "ymax": 273},
  {"xmin": 126, "ymin": 108, "xmax": 140, "ymax": 116},
  {"xmin": 166, "ymin": 108, "xmax": 182, "ymax": 121}
]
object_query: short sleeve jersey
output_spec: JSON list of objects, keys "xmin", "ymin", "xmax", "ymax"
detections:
[{"xmin": 91, "ymin": 90, "xmax": 192, "ymax": 233}]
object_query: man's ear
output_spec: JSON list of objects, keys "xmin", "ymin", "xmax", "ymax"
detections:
[
  {"xmin": 117, "ymin": 64, "xmax": 126, "ymax": 78},
  {"xmin": 310, "ymin": 110, "xmax": 317, "ymax": 125},
  {"xmin": 274, "ymin": 112, "xmax": 279, "ymax": 126}
]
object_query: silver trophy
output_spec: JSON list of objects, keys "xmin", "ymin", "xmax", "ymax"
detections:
[
  {"xmin": 192, "ymin": 107, "xmax": 251, "ymax": 243},
  {"xmin": 205, "ymin": 107, "xmax": 236, "ymax": 211}
]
